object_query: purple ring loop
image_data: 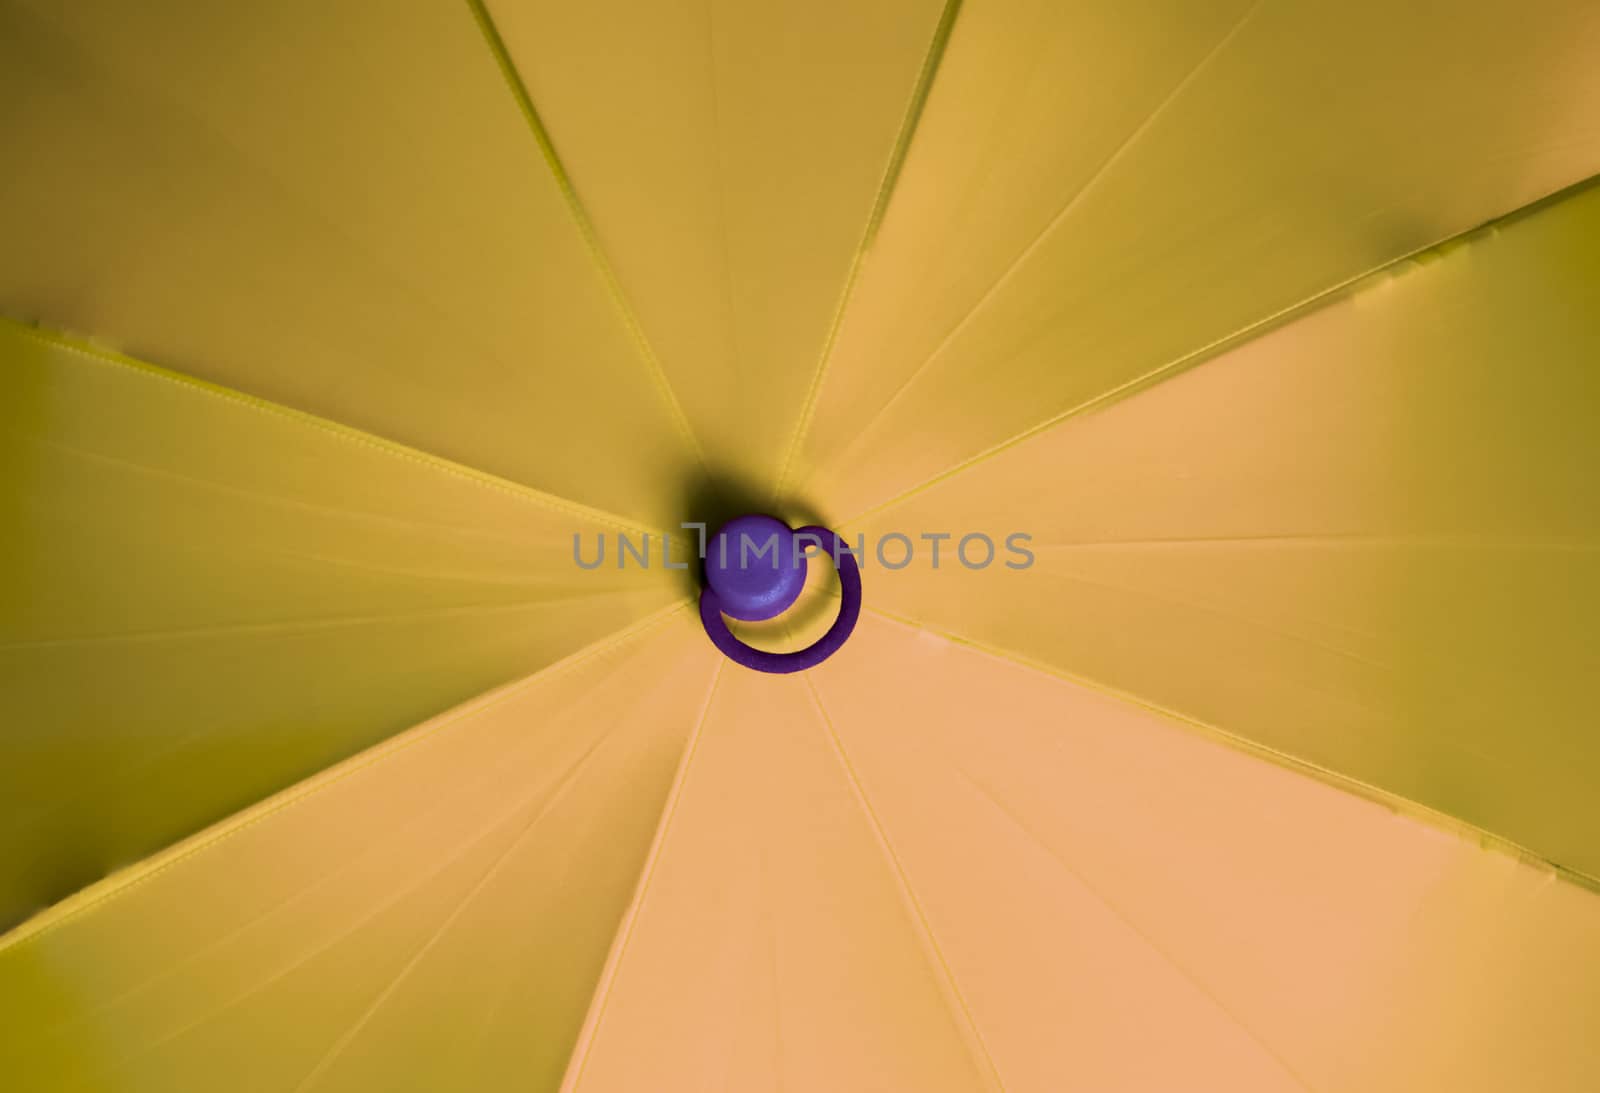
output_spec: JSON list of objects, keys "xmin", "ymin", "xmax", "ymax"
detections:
[{"xmin": 698, "ymin": 524, "xmax": 861, "ymax": 674}]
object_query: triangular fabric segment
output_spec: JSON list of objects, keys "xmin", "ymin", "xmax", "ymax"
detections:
[
  {"xmin": 0, "ymin": 0, "xmax": 691, "ymax": 526},
  {"xmin": 857, "ymin": 180, "xmax": 1600, "ymax": 878},
  {"xmin": 0, "ymin": 322, "xmax": 680, "ymax": 929},
  {"xmin": 0, "ymin": 612, "xmax": 716, "ymax": 1092},
  {"xmin": 482, "ymin": 0, "xmax": 951, "ymax": 492},
  {"xmin": 801, "ymin": 0, "xmax": 1600, "ymax": 517},
  {"xmin": 809, "ymin": 614, "xmax": 1600, "ymax": 1092},
  {"xmin": 564, "ymin": 662, "xmax": 995, "ymax": 1093}
]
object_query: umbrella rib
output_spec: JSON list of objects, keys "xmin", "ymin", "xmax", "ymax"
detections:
[
  {"xmin": 408, "ymin": 649, "xmax": 720, "ymax": 1074},
  {"xmin": 31, "ymin": 432, "xmax": 661, "ymax": 549},
  {"xmin": 287, "ymin": 619, "xmax": 703, "ymax": 1092},
  {"xmin": 703, "ymin": 0, "xmax": 745, "ymax": 461},
  {"xmin": 834, "ymin": 177, "xmax": 1597, "ymax": 530},
  {"xmin": 0, "ymin": 592, "xmax": 675, "ymax": 867},
  {"xmin": 0, "ymin": 600, "xmax": 692, "ymax": 955},
  {"xmin": 769, "ymin": 0, "xmax": 965, "ymax": 505},
  {"xmin": 801, "ymin": 673, "xmax": 1010, "ymax": 1093},
  {"xmin": 804, "ymin": 0, "xmax": 1264, "ymax": 497},
  {"xmin": 558, "ymin": 657, "xmax": 726, "ymax": 1093},
  {"xmin": 464, "ymin": 0, "xmax": 715, "ymax": 481},
  {"xmin": 288, "ymin": 725, "xmax": 615, "ymax": 1093},
  {"xmin": 953, "ymin": 766, "xmax": 1317, "ymax": 1093},
  {"xmin": 27, "ymin": 625, "xmax": 672, "ymax": 1049},
  {"xmin": 835, "ymin": 274, "xmax": 1382, "ymax": 529},
  {"xmin": 80, "ymin": 723, "xmax": 616, "ymax": 1088},
  {"xmin": 858, "ymin": 604, "xmax": 1600, "ymax": 895},
  {"xmin": 5, "ymin": 318, "xmax": 683, "ymax": 543},
  {"xmin": 2, "ymin": 591, "xmax": 655, "ymax": 654}
]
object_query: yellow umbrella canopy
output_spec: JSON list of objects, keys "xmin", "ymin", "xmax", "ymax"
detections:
[{"xmin": 3, "ymin": 1, "xmax": 1599, "ymax": 1090}]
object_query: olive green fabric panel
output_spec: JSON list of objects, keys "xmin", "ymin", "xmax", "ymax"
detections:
[
  {"xmin": 0, "ymin": 322, "xmax": 679, "ymax": 931},
  {"xmin": 0, "ymin": 0, "xmax": 694, "ymax": 528},
  {"xmin": 481, "ymin": 0, "xmax": 952, "ymax": 494}
]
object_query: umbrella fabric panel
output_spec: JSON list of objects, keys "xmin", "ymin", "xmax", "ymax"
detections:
[
  {"xmin": 1, "ymin": 606, "xmax": 1595, "ymax": 1091},
  {"xmin": 0, "ymin": 0, "xmax": 695, "ymax": 529},
  {"xmin": 483, "ymin": 0, "xmax": 954, "ymax": 495},
  {"xmin": 564, "ymin": 657, "xmax": 996, "ymax": 1093},
  {"xmin": 796, "ymin": 0, "xmax": 1600, "ymax": 519},
  {"xmin": 809, "ymin": 614, "xmax": 1600, "ymax": 1093},
  {"xmin": 857, "ymin": 179, "xmax": 1600, "ymax": 878},
  {"xmin": 0, "ymin": 610, "xmax": 715, "ymax": 1092},
  {"xmin": 0, "ymin": 1, "xmax": 1595, "ymax": 1089},
  {"xmin": 0, "ymin": 321, "xmax": 679, "ymax": 933}
]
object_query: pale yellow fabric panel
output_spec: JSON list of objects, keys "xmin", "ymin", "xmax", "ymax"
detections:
[
  {"xmin": 484, "ymin": 0, "xmax": 949, "ymax": 493},
  {"xmin": 0, "ymin": 322, "xmax": 681, "ymax": 932},
  {"xmin": 856, "ymin": 181, "xmax": 1600, "ymax": 877},
  {"xmin": 812, "ymin": 615, "xmax": 1600, "ymax": 1093},
  {"xmin": 0, "ymin": 0, "xmax": 691, "ymax": 527},
  {"xmin": 800, "ymin": 0, "xmax": 1600, "ymax": 518},
  {"xmin": 0, "ymin": 612, "xmax": 715, "ymax": 1092},
  {"xmin": 566, "ymin": 663, "xmax": 993, "ymax": 1093}
]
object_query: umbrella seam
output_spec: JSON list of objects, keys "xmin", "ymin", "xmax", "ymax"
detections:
[
  {"xmin": 806, "ymin": 0, "xmax": 1265, "ymax": 495},
  {"xmin": 1, "ymin": 590, "xmax": 676, "ymax": 858},
  {"xmin": 0, "ymin": 590, "xmax": 664, "ymax": 653},
  {"xmin": 464, "ymin": 0, "xmax": 716, "ymax": 483},
  {"xmin": 558, "ymin": 657, "xmax": 725, "ymax": 1093},
  {"xmin": 0, "ymin": 600, "xmax": 694, "ymax": 956},
  {"xmin": 25, "ymin": 660, "xmax": 656, "ymax": 1052},
  {"xmin": 445, "ymin": 650, "xmax": 721, "ymax": 1076},
  {"xmin": 287, "ymin": 731, "xmax": 611, "ymax": 1093},
  {"xmin": 29, "ymin": 432, "xmax": 642, "ymax": 550},
  {"xmin": 838, "ymin": 171, "xmax": 1600, "ymax": 529},
  {"xmin": 770, "ymin": 0, "xmax": 965, "ymax": 506},
  {"xmin": 858, "ymin": 605, "xmax": 1600, "ymax": 895},
  {"xmin": 1, "ymin": 590, "xmax": 679, "ymax": 863},
  {"xmin": 802, "ymin": 673, "xmax": 1011, "ymax": 1093},
  {"xmin": 2, "ymin": 317, "xmax": 681, "ymax": 542},
  {"xmin": 953, "ymin": 767, "xmax": 1317, "ymax": 1092},
  {"xmin": 70, "ymin": 724, "xmax": 616, "ymax": 1089}
]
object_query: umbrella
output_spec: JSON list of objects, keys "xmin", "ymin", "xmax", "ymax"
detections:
[{"xmin": 3, "ymin": 0, "xmax": 1598, "ymax": 1089}]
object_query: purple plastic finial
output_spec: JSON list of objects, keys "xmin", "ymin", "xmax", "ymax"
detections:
[{"xmin": 698, "ymin": 515, "xmax": 861, "ymax": 674}]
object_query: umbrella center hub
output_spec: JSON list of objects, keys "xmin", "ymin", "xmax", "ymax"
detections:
[
  {"xmin": 698, "ymin": 514, "xmax": 863, "ymax": 674},
  {"xmin": 704, "ymin": 514, "xmax": 807, "ymax": 622}
]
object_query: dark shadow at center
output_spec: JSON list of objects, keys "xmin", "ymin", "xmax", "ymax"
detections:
[{"xmin": 668, "ymin": 468, "xmax": 838, "ymax": 602}]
